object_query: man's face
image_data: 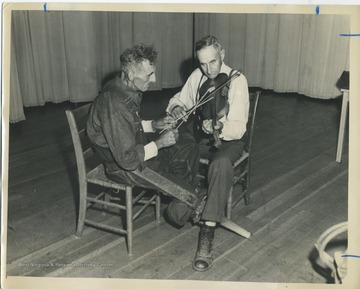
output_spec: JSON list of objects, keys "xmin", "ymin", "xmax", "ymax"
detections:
[
  {"xmin": 197, "ymin": 45, "xmax": 225, "ymax": 79},
  {"xmin": 132, "ymin": 60, "xmax": 156, "ymax": 92}
]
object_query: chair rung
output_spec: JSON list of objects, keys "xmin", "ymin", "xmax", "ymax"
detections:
[
  {"xmin": 133, "ymin": 190, "xmax": 147, "ymax": 204},
  {"xmin": 86, "ymin": 196, "xmax": 126, "ymax": 210},
  {"xmin": 233, "ymin": 170, "xmax": 248, "ymax": 184},
  {"xmin": 83, "ymin": 147, "xmax": 94, "ymax": 160},
  {"xmin": 232, "ymin": 191, "xmax": 247, "ymax": 208},
  {"xmin": 199, "ymin": 158, "xmax": 210, "ymax": 165},
  {"xmin": 233, "ymin": 152, "xmax": 249, "ymax": 167},
  {"xmin": 200, "ymin": 152, "xmax": 249, "ymax": 169},
  {"xmin": 84, "ymin": 219, "xmax": 127, "ymax": 235},
  {"xmin": 137, "ymin": 199, "xmax": 156, "ymax": 205},
  {"xmin": 86, "ymin": 192, "xmax": 106, "ymax": 209},
  {"xmin": 133, "ymin": 195, "xmax": 157, "ymax": 220},
  {"xmin": 109, "ymin": 191, "xmax": 154, "ymax": 204}
]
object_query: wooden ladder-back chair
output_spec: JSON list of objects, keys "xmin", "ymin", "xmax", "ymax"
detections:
[
  {"xmin": 199, "ymin": 91, "xmax": 261, "ymax": 219},
  {"xmin": 66, "ymin": 103, "xmax": 161, "ymax": 255}
]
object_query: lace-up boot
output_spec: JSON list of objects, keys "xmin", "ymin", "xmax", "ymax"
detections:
[{"xmin": 192, "ymin": 224, "xmax": 215, "ymax": 271}]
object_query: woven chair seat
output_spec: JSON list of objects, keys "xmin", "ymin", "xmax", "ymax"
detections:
[{"xmin": 87, "ymin": 164, "xmax": 129, "ymax": 190}]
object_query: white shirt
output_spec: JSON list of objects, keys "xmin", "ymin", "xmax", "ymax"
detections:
[
  {"xmin": 166, "ymin": 63, "xmax": 249, "ymax": 141},
  {"xmin": 141, "ymin": 120, "xmax": 158, "ymax": 161}
]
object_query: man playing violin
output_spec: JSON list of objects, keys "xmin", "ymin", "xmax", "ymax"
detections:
[{"xmin": 167, "ymin": 35, "xmax": 250, "ymax": 272}]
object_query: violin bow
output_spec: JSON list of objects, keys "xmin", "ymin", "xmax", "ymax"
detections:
[
  {"xmin": 159, "ymin": 70, "xmax": 241, "ymax": 133},
  {"xmin": 159, "ymin": 88, "xmax": 216, "ymax": 134}
]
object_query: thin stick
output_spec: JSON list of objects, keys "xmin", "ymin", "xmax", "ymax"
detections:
[
  {"xmin": 160, "ymin": 95, "xmax": 215, "ymax": 133},
  {"xmin": 174, "ymin": 95, "xmax": 216, "ymax": 129}
]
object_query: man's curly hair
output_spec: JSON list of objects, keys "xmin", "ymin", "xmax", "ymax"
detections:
[{"xmin": 120, "ymin": 43, "xmax": 158, "ymax": 75}]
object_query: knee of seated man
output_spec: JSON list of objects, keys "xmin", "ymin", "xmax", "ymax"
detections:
[
  {"xmin": 209, "ymin": 155, "xmax": 232, "ymax": 170},
  {"xmin": 165, "ymin": 200, "xmax": 193, "ymax": 227}
]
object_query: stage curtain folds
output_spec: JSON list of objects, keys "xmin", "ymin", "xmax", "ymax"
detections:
[
  {"xmin": 195, "ymin": 13, "xmax": 350, "ymax": 99},
  {"xmin": 9, "ymin": 11, "xmax": 193, "ymax": 122},
  {"xmin": 9, "ymin": 12, "xmax": 349, "ymax": 122}
]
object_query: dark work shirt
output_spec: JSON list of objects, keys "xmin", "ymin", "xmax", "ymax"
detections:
[{"xmin": 87, "ymin": 74, "xmax": 147, "ymax": 172}]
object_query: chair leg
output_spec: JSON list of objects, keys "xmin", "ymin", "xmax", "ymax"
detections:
[
  {"xmin": 244, "ymin": 191, "xmax": 251, "ymax": 205},
  {"xmin": 125, "ymin": 186, "xmax": 133, "ymax": 256},
  {"xmin": 226, "ymin": 186, "xmax": 233, "ymax": 219},
  {"xmin": 76, "ymin": 181, "xmax": 87, "ymax": 238},
  {"xmin": 102, "ymin": 191, "xmax": 111, "ymax": 214},
  {"xmin": 243, "ymin": 173, "xmax": 252, "ymax": 206},
  {"xmin": 221, "ymin": 217, "xmax": 251, "ymax": 239},
  {"xmin": 155, "ymin": 193, "xmax": 161, "ymax": 223}
]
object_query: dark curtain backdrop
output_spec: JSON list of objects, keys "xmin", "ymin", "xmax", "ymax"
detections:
[{"xmin": 10, "ymin": 11, "xmax": 349, "ymax": 123}]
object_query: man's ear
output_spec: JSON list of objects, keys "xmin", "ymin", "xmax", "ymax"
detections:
[
  {"xmin": 127, "ymin": 70, "xmax": 134, "ymax": 81},
  {"xmin": 220, "ymin": 49, "xmax": 225, "ymax": 61}
]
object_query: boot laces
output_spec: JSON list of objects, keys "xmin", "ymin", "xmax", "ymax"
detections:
[{"xmin": 198, "ymin": 230, "xmax": 213, "ymax": 256}]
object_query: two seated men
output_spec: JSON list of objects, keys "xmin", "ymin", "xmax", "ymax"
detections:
[{"xmin": 87, "ymin": 35, "xmax": 249, "ymax": 271}]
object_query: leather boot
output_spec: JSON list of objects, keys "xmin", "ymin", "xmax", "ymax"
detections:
[{"xmin": 192, "ymin": 224, "xmax": 215, "ymax": 272}]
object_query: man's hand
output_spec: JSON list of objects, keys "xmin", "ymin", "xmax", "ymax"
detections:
[
  {"xmin": 171, "ymin": 105, "xmax": 188, "ymax": 122},
  {"xmin": 152, "ymin": 116, "xmax": 176, "ymax": 130},
  {"xmin": 154, "ymin": 129, "xmax": 179, "ymax": 149},
  {"xmin": 202, "ymin": 119, "xmax": 224, "ymax": 134}
]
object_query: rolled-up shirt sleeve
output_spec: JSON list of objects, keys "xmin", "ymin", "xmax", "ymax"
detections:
[
  {"xmin": 141, "ymin": 120, "xmax": 158, "ymax": 161},
  {"xmin": 144, "ymin": 141, "xmax": 158, "ymax": 161},
  {"xmin": 141, "ymin": 120, "xmax": 158, "ymax": 160},
  {"xmin": 141, "ymin": 120, "xmax": 155, "ymax": 133}
]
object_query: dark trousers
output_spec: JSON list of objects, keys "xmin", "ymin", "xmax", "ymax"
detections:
[
  {"xmin": 198, "ymin": 138, "xmax": 244, "ymax": 223},
  {"xmin": 106, "ymin": 131, "xmax": 200, "ymax": 227}
]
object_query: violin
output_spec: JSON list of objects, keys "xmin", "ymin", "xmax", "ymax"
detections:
[
  {"xmin": 161, "ymin": 70, "xmax": 240, "ymax": 143},
  {"xmin": 199, "ymin": 73, "xmax": 230, "ymax": 149}
]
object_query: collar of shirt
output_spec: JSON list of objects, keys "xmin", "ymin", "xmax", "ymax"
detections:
[
  {"xmin": 197, "ymin": 62, "xmax": 232, "ymax": 97},
  {"xmin": 113, "ymin": 73, "xmax": 143, "ymax": 110},
  {"xmin": 219, "ymin": 62, "xmax": 232, "ymax": 76}
]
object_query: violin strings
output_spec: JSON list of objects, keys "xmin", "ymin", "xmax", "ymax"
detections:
[{"xmin": 174, "ymin": 94, "xmax": 216, "ymax": 129}]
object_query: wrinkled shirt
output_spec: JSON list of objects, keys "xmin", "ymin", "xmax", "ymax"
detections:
[
  {"xmin": 87, "ymin": 74, "xmax": 157, "ymax": 171},
  {"xmin": 166, "ymin": 63, "xmax": 249, "ymax": 141}
]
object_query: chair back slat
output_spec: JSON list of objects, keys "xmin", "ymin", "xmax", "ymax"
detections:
[
  {"xmin": 243, "ymin": 91, "xmax": 261, "ymax": 152},
  {"xmin": 78, "ymin": 128, "xmax": 87, "ymax": 139},
  {"xmin": 83, "ymin": 147, "xmax": 94, "ymax": 160},
  {"xmin": 66, "ymin": 103, "xmax": 96, "ymax": 179}
]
